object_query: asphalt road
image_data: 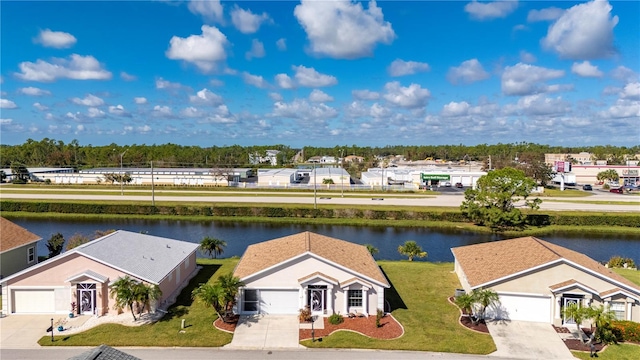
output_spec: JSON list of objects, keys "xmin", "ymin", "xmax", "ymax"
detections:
[
  {"xmin": 0, "ymin": 347, "xmax": 518, "ymax": 360},
  {"xmin": 1, "ymin": 190, "xmax": 639, "ymax": 212}
]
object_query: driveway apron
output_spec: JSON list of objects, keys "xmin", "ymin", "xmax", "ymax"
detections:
[
  {"xmin": 225, "ymin": 315, "xmax": 302, "ymax": 349},
  {"xmin": 486, "ymin": 320, "xmax": 574, "ymax": 360}
]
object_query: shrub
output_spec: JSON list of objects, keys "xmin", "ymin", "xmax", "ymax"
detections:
[
  {"xmin": 607, "ymin": 256, "xmax": 636, "ymax": 269},
  {"xmin": 612, "ymin": 321, "xmax": 640, "ymax": 343},
  {"xmin": 376, "ymin": 308, "xmax": 384, "ymax": 328},
  {"xmin": 328, "ymin": 312, "xmax": 344, "ymax": 325},
  {"xmin": 299, "ymin": 306, "xmax": 312, "ymax": 323}
]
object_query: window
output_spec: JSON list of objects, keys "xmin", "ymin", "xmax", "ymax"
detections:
[
  {"xmin": 610, "ymin": 302, "xmax": 625, "ymax": 320},
  {"xmin": 348, "ymin": 289, "xmax": 362, "ymax": 307},
  {"xmin": 243, "ymin": 290, "xmax": 258, "ymax": 312},
  {"xmin": 27, "ymin": 246, "xmax": 35, "ymax": 263}
]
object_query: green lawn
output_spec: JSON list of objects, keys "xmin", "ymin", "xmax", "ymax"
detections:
[
  {"xmin": 572, "ymin": 344, "xmax": 640, "ymax": 360},
  {"xmin": 613, "ymin": 268, "xmax": 640, "ymax": 286},
  {"xmin": 39, "ymin": 258, "xmax": 237, "ymax": 347},
  {"xmin": 301, "ymin": 261, "xmax": 496, "ymax": 354}
]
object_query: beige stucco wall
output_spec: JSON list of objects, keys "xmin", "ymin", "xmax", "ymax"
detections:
[
  {"xmin": 0, "ymin": 244, "xmax": 37, "ymax": 279},
  {"xmin": 243, "ymin": 254, "xmax": 384, "ymax": 315}
]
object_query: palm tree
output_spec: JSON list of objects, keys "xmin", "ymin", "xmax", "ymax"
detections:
[
  {"xmin": 200, "ymin": 236, "xmax": 227, "ymax": 259},
  {"xmin": 587, "ymin": 305, "xmax": 617, "ymax": 344},
  {"xmin": 562, "ymin": 303, "xmax": 588, "ymax": 343},
  {"xmin": 217, "ymin": 273, "xmax": 244, "ymax": 314},
  {"xmin": 472, "ymin": 289, "xmax": 499, "ymax": 323},
  {"xmin": 110, "ymin": 276, "xmax": 139, "ymax": 321},
  {"xmin": 192, "ymin": 283, "xmax": 225, "ymax": 320},
  {"xmin": 364, "ymin": 244, "xmax": 379, "ymax": 257},
  {"xmin": 454, "ymin": 293, "xmax": 475, "ymax": 317},
  {"xmin": 397, "ymin": 240, "xmax": 427, "ymax": 261}
]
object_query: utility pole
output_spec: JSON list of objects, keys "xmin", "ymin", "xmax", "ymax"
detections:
[
  {"xmin": 313, "ymin": 163, "xmax": 317, "ymax": 210},
  {"xmin": 340, "ymin": 149, "xmax": 344, "ymax": 197},
  {"xmin": 151, "ymin": 161, "xmax": 155, "ymax": 206},
  {"xmin": 120, "ymin": 149, "xmax": 128, "ymax": 196}
]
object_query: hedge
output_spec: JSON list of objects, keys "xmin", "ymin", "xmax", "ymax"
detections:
[
  {"xmin": 612, "ymin": 320, "xmax": 640, "ymax": 343},
  {"xmin": 1, "ymin": 200, "xmax": 639, "ymax": 227}
]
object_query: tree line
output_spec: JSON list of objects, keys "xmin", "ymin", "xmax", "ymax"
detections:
[{"xmin": 2, "ymin": 138, "xmax": 638, "ymax": 170}]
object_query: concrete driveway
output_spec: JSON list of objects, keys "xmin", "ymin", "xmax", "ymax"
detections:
[
  {"xmin": 225, "ymin": 315, "xmax": 302, "ymax": 349},
  {"xmin": 486, "ymin": 320, "xmax": 573, "ymax": 359},
  {"xmin": 0, "ymin": 315, "xmax": 57, "ymax": 349}
]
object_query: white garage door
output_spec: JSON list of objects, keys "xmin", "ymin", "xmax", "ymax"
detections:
[
  {"xmin": 487, "ymin": 294, "xmax": 551, "ymax": 323},
  {"xmin": 259, "ymin": 290, "xmax": 299, "ymax": 315},
  {"xmin": 13, "ymin": 289, "xmax": 55, "ymax": 313}
]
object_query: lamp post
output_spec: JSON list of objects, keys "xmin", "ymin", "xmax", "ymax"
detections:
[
  {"xmin": 313, "ymin": 163, "xmax": 317, "ymax": 210},
  {"xmin": 120, "ymin": 149, "xmax": 128, "ymax": 196}
]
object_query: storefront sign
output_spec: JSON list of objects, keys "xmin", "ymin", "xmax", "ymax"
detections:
[
  {"xmin": 421, "ymin": 174, "xmax": 450, "ymax": 181},
  {"xmin": 622, "ymin": 169, "xmax": 638, "ymax": 177}
]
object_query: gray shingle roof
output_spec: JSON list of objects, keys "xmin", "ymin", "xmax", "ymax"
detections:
[
  {"xmin": 68, "ymin": 344, "xmax": 140, "ymax": 360},
  {"xmin": 76, "ymin": 230, "xmax": 199, "ymax": 284}
]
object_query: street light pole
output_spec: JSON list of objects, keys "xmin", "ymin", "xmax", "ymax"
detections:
[
  {"xmin": 120, "ymin": 149, "xmax": 128, "ymax": 196},
  {"xmin": 340, "ymin": 149, "xmax": 344, "ymax": 198},
  {"xmin": 313, "ymin": 163, "xmax": 317, "ymax": 210}
]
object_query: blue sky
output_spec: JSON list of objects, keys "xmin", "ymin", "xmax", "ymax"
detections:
[{"xmin": 1, "ymin": 0, "xmax": 638, "ymax": 147}]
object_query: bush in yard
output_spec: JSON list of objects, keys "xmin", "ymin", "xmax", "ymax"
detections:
[
  {"xmin": 612, "ymin": 320, "xmax": 640, "ymax": 343},
  {"xmin": 328, "ymin": 313, "xmax": 344, "ymax": 325},
  {"xmin": 376, "ymin": 308, "xmax": 384, "ymax": 328},
  {"xmin": 299, "ymin": 306, "xmax": 312, "ymax": 322},
  {"xmin": 607, "ymin": 256, "xmax": 636, "ymax": 269}
]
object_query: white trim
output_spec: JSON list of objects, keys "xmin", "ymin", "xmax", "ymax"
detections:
[
  {"xmin": 242, "ymin": 286, "xmax": 299, "ymax": 290},
  {"xmin": 550, "ymin": 283, "xmax": 599, "ymax": 296},
  {"xmin": 240, "ymin": 251, "xmax": 389, "ymax": 288},
  {"xmin": 601, "ymin": 290, "xmax": 640, "ymax": 302},
  {"xmin": 65, "ymin": 271, "xmax": 109, "ymax": 283},
  {"xmin": 299, "ymin": 273, "xmax": 339, "ymax": 286},
  {"xmin": 340, "ymin": 278, "xmax": 372, "ymax": 290},
  {"xmin": 8, "ymin": 285, "xmax": 66, "ymax": 289},
  {"xmin": 26, "ymin": 246, "xmax": 36, "ymax": 264},
  {"xmin": 495, "ymin": 291, "xmax": 552, "ymax": 298}
]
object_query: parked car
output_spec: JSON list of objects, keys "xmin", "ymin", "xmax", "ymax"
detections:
[
  {"xmin": 444, "ymin": 181, "xmax": 452, "ymax": 187},
  {"xmin": 582, "ymin": 184, "xmax": 592, "ymax": 191},
  {"xmin": 610, "ymin": 188, "xmax": 624, "ymax": 194},
  {"xmin": 455, "ymin": 182, "xmax": 463, "ymax": 188}
]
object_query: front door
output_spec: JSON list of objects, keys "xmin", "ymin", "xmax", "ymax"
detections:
[
  {"xmin": 77, "ymin": 283, "xmax": 96, "ymax": 315},
  {"xmin": 307, "ymin": 286, "xmax": 327, "ymax": 315},
  {"xmin": 562, "ymin": 297, "xmax": 581, "ymax": 324}
]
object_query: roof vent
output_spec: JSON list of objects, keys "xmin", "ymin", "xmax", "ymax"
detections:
[{"xmin": 166, "ymin": 244, "xmax": 170, "ymax": 248}]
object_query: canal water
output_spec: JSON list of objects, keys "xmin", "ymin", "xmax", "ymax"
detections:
[{"xmin": 9, "ymin": 217, "xmax": 640, "ymax": 264}]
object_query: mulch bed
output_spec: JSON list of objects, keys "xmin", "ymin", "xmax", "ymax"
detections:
[
  {"xmin": 553, "ymin": 325, "xmax": 572, "ymax": 334},
  {"xmin": 299, "ymin": 314, "xmax": 403, "ymax": 340},
  {"xmin": 459, "ymin": 315, "xmax": 489, "ymax": 333},
  {"xmin": 213, "ymin": 315, "xmax": 239, "ymax": 333},
  {"xmin": 563, "ymin": 339, "xmax": 605, "ymax": 352}
]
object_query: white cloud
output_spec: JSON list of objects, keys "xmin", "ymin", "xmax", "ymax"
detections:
[
  {"xmin": 272, "ymin": 99, "xmax": 338, "ymax": 120},
  {"xmin": 209, "ymin": 79, "xmax": 224, "ymax": 87},
  {"xmin": 15, "ymin": 54, "xmax": 111, "ymax": 82},
  {"xmin": 519, "ymin": 50, "xmax": 537, "ymax": 63},
  {"xmin": 611, "ymin": 66, "xmax": 638, "ymax": 83},
  {"xmin": 134, "ymin": 97, "xmax": 147, "ymax": 104},
  {"xmin": 18, "ymin": 87, "xmax": 51, "ymax": 96},
  {"xmin": 571, "ymin": 61, "xmax": 603, "ymax": 78},
  {"xmin": 447, "ymin": 59, "xmax": 490, "ymax": 84},
  {"xmin": 71, "ymin": 94, "xmax": 104, "ymax": 107},
  {"xmin": 352, "ymin": 89, "xmax": 380, "ymax": 101},
  {"xmin": 231, "ymin": 5, "xmax": 271, "ymax": 34},
  {"xmin": 527, "ymin": 7, "xmax": 564, "ymax": 22},
  {"xmin": 34, "ymin": 29, "xmax": 77, "ymax": 48},
  {"xmin": 152, "ymin": 105, "xmax": 173, "ymax": 118},
  {"xmin": 465, "ymin": 0, "xmax": 518, "ymax": 21},
  {"xmin": 188, "ymin": 0, "xmax": 224, "ymax": 23},
  {"xmin": 369, "ymin": 102, "xmax": 391, "ymax": 118},
  {"xmin": 0, "ymin": 99, "xmax": 18, "ymax": 109},
  {"xmin": 245, "ymin": 39, "xmax": 266, "ymax": 60},
  {"xmin": 601, "ymin": 99, "xmax": 640, "ymax": 118},
  {"xmin": 441, "ymin": 101, "xmax": 471, "ymax": 117},
  {"xmin": 166, "ymin": 25, "xmax": 229, "ymax": 72},
  {"xmin": 383, "ymin": 81, "xmax": 430, "ymax": 108},
  {"xmin": 620, "ymin": 82, "xmax": 640, "ymax": 101},
  {"xmin": 137, "ymin": 125, "xmax": 152, "ymax": 134},
  {"xmin": 181, "ymin": 106, "xmax": 202, "ymax": 118},
  {"xmin": 269, "ymin": 92, "xmax": 283, "ymax": 101},
  {"xmin": 293, "ymin": 65, "xmax": 337, "ymax": 87},
  {"xmin": 275, "ymin": 74, "xmax": 295, "ymax": 89},
  {"xmin": 501, "ymin": 63, "xmax": 565, "ymax": 96},
  {"xmin": 242, "ymin": 72, "xmax": 268, "ymax": 88},
  {"xmin": 33, "ymin": 102, "xmax": 49, "ymax": 111},
  {"xmin": 309, "ymin": 89, "xmax": 334, "ymax": 102},
  {"xmin": 542, "ymin": 0, "xmax": 618, "ymax": 60},
  {"xmin": 294, "ymin": 0, "xmax": 395, "ymax": 59},
  {"xmin": 155, "ymin": 77, "xmax": 183, "ymax": 90},
  {"xmin": 120, "ymin": 72, "xmax": 137, "ymax": 81},
  {"xmin": 87, "ymin": 107, "xmax": 106, "ymax": 118},
  {"xmin": 387, "ymin": 59, "xmax": 430, "ymax": 77},
  {"xmin": 511, "ymin": 94, "xmax": 570, "ymax": 116},
  {"xmin": 276, "ymin": 38, "xmax": 287, "ymax": 51},
  {"xmin": 108, "ymin": 105, "xmax": 130, "ymax": 117},
  {"xmin": 189, "ymin": 88, "xmax": 223, "ymax": 105}
]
